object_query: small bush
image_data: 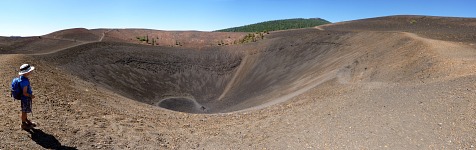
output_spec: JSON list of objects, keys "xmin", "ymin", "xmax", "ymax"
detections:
[{"xmin": 136, "ymin": 36, "xmax": 147, "ymax": 42}]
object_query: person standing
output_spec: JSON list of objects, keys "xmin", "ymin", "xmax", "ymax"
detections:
[{"xmin": 17, "ymin": 64, "xmax": 37, "ymax": 130}]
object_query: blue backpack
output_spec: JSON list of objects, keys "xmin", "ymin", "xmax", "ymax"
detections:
[{"xmin": 11, "ymin": 77, "xmax": 22, "ymax": 100}]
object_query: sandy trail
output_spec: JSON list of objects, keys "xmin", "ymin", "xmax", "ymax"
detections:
[
  {"xmin": 28, "ymin": 29, "xmax": 112, "ymax": 55},
  {"xmin": 217, "ymin": 55, "xmax": 248, "ymax": 101},
  {"xmin": 99, "ymin": 29, "xmax": 112, "ymax": 42}
]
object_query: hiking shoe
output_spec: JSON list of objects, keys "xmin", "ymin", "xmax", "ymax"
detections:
[
  {"xmin": 21, "ymin": 123, "xmax": 32, "ymax": 130},
  {"xmin": 26, "ymin": 120, "xmax": 37, "ymax": 127}
]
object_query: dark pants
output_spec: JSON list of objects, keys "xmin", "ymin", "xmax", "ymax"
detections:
[{"xmin": 21, "ymin": 98, "xmax": 32, "ymax": 113}]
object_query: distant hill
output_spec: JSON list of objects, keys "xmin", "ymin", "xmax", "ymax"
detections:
[{"xmin": 215, "ymin": 18, "xmax": 331, "ymax": 32}]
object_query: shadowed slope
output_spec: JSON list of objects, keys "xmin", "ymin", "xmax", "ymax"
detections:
[{"xmin": 39, "ymin": 42, "xmax": 242, "ymax": 113}]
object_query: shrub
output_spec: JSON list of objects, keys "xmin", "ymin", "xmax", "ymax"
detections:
[{"xmin": 136, "ymin": 36, "xmax": 147, "ymax": 42}]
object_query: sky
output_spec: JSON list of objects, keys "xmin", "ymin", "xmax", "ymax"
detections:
[{"xmin": 0, "ymin": 0, "xmax": 475, "ymax": 36}]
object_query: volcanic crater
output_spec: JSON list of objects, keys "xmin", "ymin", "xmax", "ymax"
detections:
[{"xmin": 1, "ymin": 15, "xmax": 476, "ymax": 149}]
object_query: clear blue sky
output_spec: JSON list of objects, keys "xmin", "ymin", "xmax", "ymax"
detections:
[{"xmin": 1, "ymin": 0, "xmax": 475, "ymax": 36}]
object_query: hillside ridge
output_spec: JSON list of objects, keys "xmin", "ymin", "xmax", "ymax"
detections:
[{"xmin": 216, "ymin": 18, "xmax": 331, "ymax": 32}]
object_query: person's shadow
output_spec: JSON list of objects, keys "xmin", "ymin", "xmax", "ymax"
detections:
[{"xmin": 26, "ymin": 128, "xmax": 77, "ymax": 150}]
